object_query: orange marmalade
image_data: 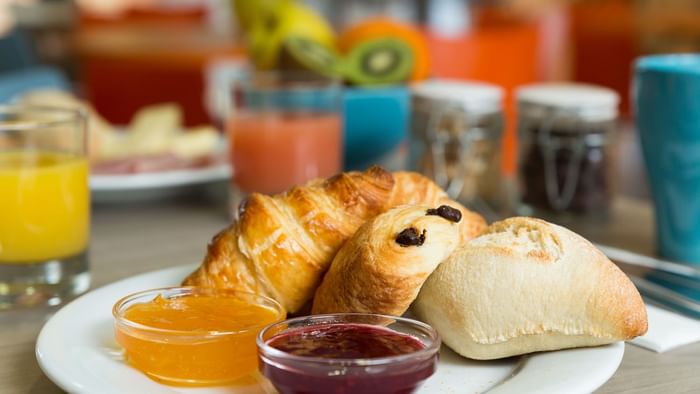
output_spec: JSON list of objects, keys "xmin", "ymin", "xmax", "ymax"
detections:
[{"xmin": 113, "ymin": 287, "xmax": 285, "ymax": 386}]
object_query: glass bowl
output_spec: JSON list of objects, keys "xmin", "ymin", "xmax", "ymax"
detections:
[
  {"xmin": 257, "ymin": 313, "xmax": 440, "ymax": 394},
  {"xmin": 113, "ymin": 286, "xmax": 285, "ymax": 386}
]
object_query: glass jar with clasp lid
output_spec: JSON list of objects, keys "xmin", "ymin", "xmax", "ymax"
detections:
[
  {"xmin": 408, "ymin": 80, "xmax": 505, "ymax": 219},
  {"xmin": 516, "ymin": 83, "xmax": 619, "ymax": 221}
]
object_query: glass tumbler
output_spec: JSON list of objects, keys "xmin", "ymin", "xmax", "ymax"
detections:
[
  {"xmin": 226, "ymin": 72, "xmax": 343, "ymax": 216},
  {"xmin": 0, "ymin": 105, "xmax": 90, "ymax": 309}
]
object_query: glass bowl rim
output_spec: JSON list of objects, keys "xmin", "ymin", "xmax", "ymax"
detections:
[
  {"xmin": 256, "ymin": 312, "xmax": 441, "ymax": 367},
  {"xmin": 0, "ymin": 105, "xmax": 86, "ymax": 131},
  {"xmin": 112, "ymin": 286, "xmax": 286, "ymax": 337}
]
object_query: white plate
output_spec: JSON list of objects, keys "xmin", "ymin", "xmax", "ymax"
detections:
[
  {"xmin": 36, "ymin": 265, "xmax": 625, "ymax": 394},
  {"xmin": 90, "ymin": 164, "xmax": 231, "ymax": 203}
]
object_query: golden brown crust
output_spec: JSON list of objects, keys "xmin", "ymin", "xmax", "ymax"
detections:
[
  {"xmin": 389, "ymin": 171, "xmax": 487, "ymax": 243},
  {"xmin": 312, "ymin": 205, "xmax": 462, "ymax": 316},
  {"xmin": 578, "ymin": 233, "xmax": 649, "ymax": 339},
  {"xmin": 183, "ymin": 166, "xmax": 395, "ymax": 313},
  {"xmin": 387, "ymin": 172, "xmax": 448, "ymax": 207},
  {"xmin": 182, "ymin": 225, "xmax": 264, "ymax": 293}
]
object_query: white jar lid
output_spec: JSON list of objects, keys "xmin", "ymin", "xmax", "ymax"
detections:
[
  {"xmin": 516, "ymin": 83, "xmax": 619, "ymax": 122},
  {"xmin": 412, "ymin": 79, "xmax": 504, "ymax": 115}
]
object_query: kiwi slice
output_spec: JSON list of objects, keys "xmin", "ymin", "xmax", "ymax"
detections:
[
  {"xmin": 278, "ymin": 35, "xmax": 344, "ymax": 78},
  {"xmin": 345, "ymin": 38, "xmax": 415, "ymax": 86}
]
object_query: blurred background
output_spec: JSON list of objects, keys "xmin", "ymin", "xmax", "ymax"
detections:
[
  {"xmin": 3, "ymin": 0, "xmax": 697, "ymax": 211},
  {"xmin": 6, "ymin": 0, "xmax": 700, "ymax": 314}
]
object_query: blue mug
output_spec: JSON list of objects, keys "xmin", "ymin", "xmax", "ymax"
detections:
[
  {"xmin": 633, "ymin": 54, "xmax": 700, "ymax": 264},
  {"xmin": 343, "ymin": 86, "xmax": 409, "ymax": 170}
]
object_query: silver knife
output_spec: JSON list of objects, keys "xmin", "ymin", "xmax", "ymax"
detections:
[
  {"xmin": 595, "ymin": 243, "xmax": 700, "ymax": 318},
  {"xmin": 595, "ymin": 244, "xmax": 700, "ymax": 279}
]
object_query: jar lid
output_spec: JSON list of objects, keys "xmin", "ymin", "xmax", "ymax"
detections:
[
  {"xmin": 412, "ymin": 79, "xmax": 504, "ymax": 115},
  {"xmin": 516, "ymin": 83, "xmax": 619, "ymax": 122}
]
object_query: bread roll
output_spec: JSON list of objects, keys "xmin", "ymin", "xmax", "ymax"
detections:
[
  {"xmin": 312, "ymin": 204, "xmax": 462, "ymax": 316},
  {"xmin": 414, "ymin": 217, "xmax": 648, "ymax": 360}
]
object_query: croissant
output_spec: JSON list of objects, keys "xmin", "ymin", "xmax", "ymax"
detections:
[
  {"xmin": 184, "ymin": 167, "xmax": 487, "ymax": 313},
  {"xmin": 389, "ymin": 171, "xmax": 487, "ymax": 243},
  {"xmin": 183, "ymin": 166, "xmax": 395, "ymax": 313},
  {"xmin": 312, "ymin": 204, "xmax": 463, "ymax": 316}
]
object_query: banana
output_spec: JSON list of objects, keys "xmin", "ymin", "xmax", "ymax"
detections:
[{"xmin": 245, "ymin": 0, "xmax": 336, "ymax": 70}]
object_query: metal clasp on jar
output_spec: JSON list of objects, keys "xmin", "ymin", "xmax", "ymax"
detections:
[{"xmin": 534, "ymin": 110, "xmax": 609, "ymax": 212}]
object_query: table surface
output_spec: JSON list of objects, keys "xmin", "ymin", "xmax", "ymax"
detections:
[{"xmin": 1, "ymin": 195, "xmax": 699, "ymax": 394}]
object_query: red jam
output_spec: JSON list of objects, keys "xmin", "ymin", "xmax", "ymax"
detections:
[
  {"xmin": 259, "ymin": 323, "xmax": 438, "ymax": 394},
  {"xmin": 267, "ymin": 323, "xmax": 426, "ymax": 358}
]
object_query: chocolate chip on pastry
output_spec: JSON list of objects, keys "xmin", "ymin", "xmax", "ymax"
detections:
[
  {"xmin": 395, "ymin": 227, "xmax": 426, "ymax": 247},
  {"xmin": 426, "ymin": 205, "xmax": 462, "ymax": 223}
]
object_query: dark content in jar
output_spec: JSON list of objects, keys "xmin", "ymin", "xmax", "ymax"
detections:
[
  {"xmin": 520, "ymin": 127, "xmax": 610, "ymax": 214},
  {"xmin": 260, "ymin": 323, "xmax": 437, "ymax": 394}
]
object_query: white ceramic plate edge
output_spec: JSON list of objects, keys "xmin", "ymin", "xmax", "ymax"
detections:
[
  {"xmin": 490, "ymin": 342, "xmax": 624, "ymax": 393},
  {"xmin": 35, "ymin": 265, "xmax": 198, "ymax": 394},
  {"xmin": 90, "ymin": 164, "xmax": 231, "ymax": 191}
]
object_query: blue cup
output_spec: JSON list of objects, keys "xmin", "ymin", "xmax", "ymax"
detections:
[
  {"xmin": 633, "ymin": 54, "xmax": 700, "ymax": 264},
  {"xmin": 343, "ymin": 86, "xmax": 409, "ymax": 170}
]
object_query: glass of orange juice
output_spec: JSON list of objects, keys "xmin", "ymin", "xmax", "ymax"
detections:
[
  {"xmin": 227, "ymin": 72, "xmax": 343, "ymax": 215},
  {"xmin": 0, "ymin": 105, "xmax": 90, "ymax": 309}
]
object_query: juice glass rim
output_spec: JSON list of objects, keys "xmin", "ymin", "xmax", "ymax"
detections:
[
  {"xmin": 256, "ymin": 312, "xmax": 441, "ymax": 366},
  {"xmin": 0, "ymin": 105, "xmax": 86, "ymax": 132},
  {"xmin": 112, "ymin": 286, "xmax": 286, "ymax": 338},
  {"xmin": 233, "ymin": 71, "xmax": 342, "ymax": 92}
]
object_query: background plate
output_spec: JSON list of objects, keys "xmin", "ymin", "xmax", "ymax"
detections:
[{"xmin": 90, "ymin": 164, "xmax": 231, "ymax": 203}]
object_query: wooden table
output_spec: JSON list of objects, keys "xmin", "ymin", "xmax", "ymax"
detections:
[{"xmin": 1, "ymin": 196, "xmax": 698, "ymax": 393}]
